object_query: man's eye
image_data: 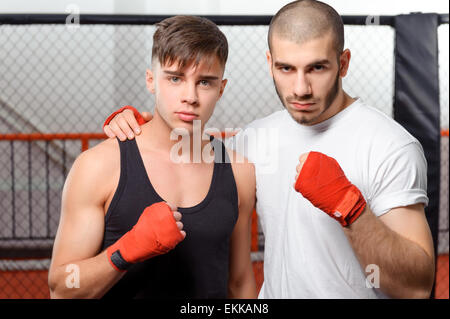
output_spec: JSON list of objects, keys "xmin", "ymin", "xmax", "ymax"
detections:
[
  {"xmin": 280, "ymin": 66, "xmax": 291, "ymax": 72},
  {"xmin": 312, "ymin": 65, "xmax": 324, "ymax": 71},
  {"xmin": 199, "ymin": 80, "xmax": 210, "ymax": 86},
  {"xmin": 170, "ymin": 76, "xmax": 180, "ymax": 83}
]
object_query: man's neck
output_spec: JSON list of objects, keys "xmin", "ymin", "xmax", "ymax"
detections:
[
  {"xmin": 333, "ymin": 90, "xmax": 354, "ymax": 113},
  {"xmin": 140, "ymin": 109, "xmax": 212, "ymax": 163},
  {"xmin": 312, "ymin": 90, "xmax": 355, "ymax": 126}
]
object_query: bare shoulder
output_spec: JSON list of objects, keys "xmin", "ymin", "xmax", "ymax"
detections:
[
  {"xmin": 225, "ymin": 147, "xmax": 256, "ymax": 208},
  {"xmin": 64, "ymin": 138, "xmax": 121, "ymax": 205},
  {"xmin": 73, "ymin": 138, "xmax": 120, "ymax": 176}
]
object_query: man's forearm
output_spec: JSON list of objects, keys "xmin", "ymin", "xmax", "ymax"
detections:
[
  {"xmin": 49, "ymin": 250, "xmax": 125, "ymax": 299},
  {"xmin": 343, "ymin": 207, "xmax": 435, "ymax": 298}
]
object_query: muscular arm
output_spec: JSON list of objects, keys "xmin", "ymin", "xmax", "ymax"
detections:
[
  {"xmin": 227, "ymin": 151, "xmax": 258, "ymax": 298},
  {"xmin": 48, "ymin": 141, "xmax": 124, "ymax": 298},
  {"xmin": 295, "ymin": 151, "xmax": 434, "ymax": 299},
  {"xmin": 343, "ymin": 203, "xmax": 435, "ymax": 299}
]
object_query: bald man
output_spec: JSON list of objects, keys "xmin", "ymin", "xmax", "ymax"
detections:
[{"xmin": 103, "ymin": 0, "xmax": 435, "ymax": 299}]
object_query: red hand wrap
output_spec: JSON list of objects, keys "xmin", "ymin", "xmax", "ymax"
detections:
[
  {"xmin": 294, "ymin": 152, "xmax": 366, "ymax": 227},
  {"xmin": 103, "ymin": 105, "xmax": 146, "ymax": 129},
  {"xmin": 106, "ymin": 202, "xmax": 184, "ymax": 272}
]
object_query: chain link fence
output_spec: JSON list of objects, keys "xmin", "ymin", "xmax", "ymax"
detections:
[{"xmin": 0, "ymin": 15, "xmax": 448, "ymax": 299}]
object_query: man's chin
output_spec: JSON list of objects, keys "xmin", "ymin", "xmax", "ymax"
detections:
[
  {"xmin": 287, "ymin": 109, "xmax": 318, "ymax": 126},
  {"xmin": 171, "ymin": 119, "xmax": 205, "ymax": 136},
  {"xmin": 171, "ymin": 125, "xmax": 193, "ymax": 136}
]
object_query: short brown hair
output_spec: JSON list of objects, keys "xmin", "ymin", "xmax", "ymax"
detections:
[
  {"xmin": 152, "ymin": 15, "xmax": 228, "ymax": 70},
  {"xmin": 268, "ymin": 0, "xmax": 344, "ymax": 57}
]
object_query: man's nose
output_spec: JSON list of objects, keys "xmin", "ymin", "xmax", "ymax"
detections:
[
  {"xmin": 293, "ymin": 73, "xmax": 312, "ymax": 97},
  {"xmin": 181, "ymin": 82, "xmax": 199, "ymax": 106}
]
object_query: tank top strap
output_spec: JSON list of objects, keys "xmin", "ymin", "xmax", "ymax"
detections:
[{"xmin": 210, "ymin": 135, "xmax": 230, "ymax": 164}]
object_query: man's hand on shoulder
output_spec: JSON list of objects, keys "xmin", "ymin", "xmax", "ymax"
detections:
[{"xmin": 103, "ymin": 106, "xmax": 152, "ymax": 141}]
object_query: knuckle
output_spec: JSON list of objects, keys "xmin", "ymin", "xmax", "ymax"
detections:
[
  {"xmin": 109, "ymin": 122, "xmax": 118, "ymax": 131},
  {"xmin": 125, "ymin": 112, "xmax": 136, "ymax": 122}
]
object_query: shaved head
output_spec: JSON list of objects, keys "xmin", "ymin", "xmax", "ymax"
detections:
[{"xmin": 268, "ymin": 0, "xmax": 344, "ymax": 58}]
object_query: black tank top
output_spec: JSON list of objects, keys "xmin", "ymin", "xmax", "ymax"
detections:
[{"xmin": 101, "ymin": 136, "xmax": 238, "ymax": 299}]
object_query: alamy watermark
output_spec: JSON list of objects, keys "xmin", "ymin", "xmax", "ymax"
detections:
[
  {"xmin": 65, "ymin": 4, "xmax": 80, "ymax": 32},
  {"xmin": 365, "ymin": 15, "xmax": 380, "ymax": 26},
  {"xmin": 169, "ymin": 120, "xmax": 280, "ymax": 175},
  {"xmin": 365, "ymin": 264, "xmax": 380, "ymax": 289},
  {"xmin": 65, "ymin": 263, "xmax": 80, "ymax": 289}
]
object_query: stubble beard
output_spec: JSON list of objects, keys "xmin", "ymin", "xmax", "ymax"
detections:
[{"xmin": 273, "ymin": 70, "xmax": 341, "ymax": 126}]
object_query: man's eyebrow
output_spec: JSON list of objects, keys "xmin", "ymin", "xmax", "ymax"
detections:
[
  {"xmin": 274, "ymin": 61, "xmax": 293, "ymax": 68},
  {"xmin": 163, "ymin": 70, "xmax": 184, "ymax": 76},
  {"xmin": 305, "ymin": 59, "xmax": 331, "ymax": 68},
  {"xmin": 163, "ymin": 70, "xmax": 219, "ymax": 80},
  {"xmin": 198, "ymin": 75, "xmax": 219, "ymax": 80},
  {"xmin": 274, "ymin": 59, "xmax": 331, "ymax": 68}
]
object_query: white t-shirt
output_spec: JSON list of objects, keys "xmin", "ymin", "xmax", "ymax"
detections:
[{"xmin": 228, "ymin": 98, "xmax": 428, "ymax": 299}]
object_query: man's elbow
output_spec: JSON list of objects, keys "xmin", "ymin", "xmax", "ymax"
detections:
[
  {"xmin": 228, "ymin": 274, "xmax": 257, "ymax": 298},
  {"xmin": 48, "ymin": 270, "xmax": 74, "ymax": 299},
  {"xmin": 227, "ymin": 278, "xmax": 243, "ymax": 298},
  {"xmin": 410, "ymin": 287, "xmax": 432, "ymax": 299},
  {"xmin": 48, "ymin": 269, "xmax": 86, "ymax": 299},
  {"xmin": 48, "ymin": 272, "xmax": 65, "ymax": 299},
  {"xmin": 387, "ymin": 262, "xmax": 435, "ymax": 299},
  {"xmin": 411, "ymin": 267, "xmax": 435, "ymax": 299},
  {"xmin": 400, "ymin": 247, "xmax": 435, "ymax": 299},
  {"xmin": 411, "ymin": 256, "xmax": 436, "ymax": 299},
  {"xmin": 384, "ymin": 282, "xmax": 433, "ymax": 299},
  {"xmin": 403, "ymin": 280, "xmax": 433, "ymax": 299},
  {"xmin": 49, "ymin": 287, "xmax": 64, "ymax": 299}
]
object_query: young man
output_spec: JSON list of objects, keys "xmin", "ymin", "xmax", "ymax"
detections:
[
  {"xmin": 103, "ymin": 1, "xmax": 435, "ymax": 299},
  {"xmin": 48, "ymin": 16, "xmax": 257, "ymax": 299}
]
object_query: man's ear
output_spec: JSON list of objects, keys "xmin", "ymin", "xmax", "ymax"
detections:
[
  {"xmin": 339, "ymin": 49, "xmax": 351, "ymax": 78},
  {"xmin": 146, "ymin": 69, "xmax": 155, "ymax": 93},
  {"xmin": 219, "ymin": 78, "xmax": 228, "ymax": 99},
  {"xmin": 266, "ymin": 50, "xmax": 274, "ymax": 78}
]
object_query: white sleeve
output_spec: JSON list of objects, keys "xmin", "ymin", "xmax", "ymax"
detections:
[{"xmin": 368, "ymin": 141, "xmax": 428, "ymax": 217}]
